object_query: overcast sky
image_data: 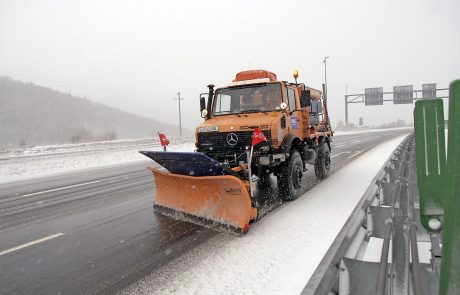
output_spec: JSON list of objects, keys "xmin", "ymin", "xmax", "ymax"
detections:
[{"xmin": 1, "ymin": 0, "xmax": 459, "ymax": 129}]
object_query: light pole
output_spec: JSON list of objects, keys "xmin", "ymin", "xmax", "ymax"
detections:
[
  {"xmin": 173, "ymin": 92, "xmax": 184, "ymax": 140},
  {"xmin": 323, "ymin": 56, "xmax": 329, "ymax": 101},
  {"xmin": 345, "ymin": 85, "xmax": 349, "ymax": 127},
  {"xmin": 323, "ymin": 56, "xmax": 330, "ymax": 127}
]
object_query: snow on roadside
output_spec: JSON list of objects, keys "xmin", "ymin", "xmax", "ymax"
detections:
[
  {"xmin": 0, "ymin": 137, "xmax": 195, "ymax": 159},
  {"xmin": 0, "ymin": 142, "xmax": 195, "ymax": 184},
  {"xmin": 333, "ymin": 126, "xmax": 412, "ymax": 136},
  {"xmin": 120, "ymin": 134, "xmax": 409, "ymax": 295}
]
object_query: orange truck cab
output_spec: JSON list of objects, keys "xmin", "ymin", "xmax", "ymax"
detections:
[{"xmin": 197, "ymin": 70, "xmax": 333, "ymax": 199}]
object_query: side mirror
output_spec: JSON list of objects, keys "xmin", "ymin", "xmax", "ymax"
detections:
[
  {"xmin": 300, "ymin": 90, "xmax": 311, "ymax": 108},
  {"xmin": 200, "ymin": 94, "xmax": 207, "ymax": 112}
]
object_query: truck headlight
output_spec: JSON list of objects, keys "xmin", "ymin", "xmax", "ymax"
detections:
[{"xmin": 259, "ymin": 156, "xmax": 270, "ymax": 166}]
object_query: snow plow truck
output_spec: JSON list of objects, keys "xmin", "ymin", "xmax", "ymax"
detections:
[{"xmin": 140, "ymin": 70, "xmax": 333, "ymax": 234}]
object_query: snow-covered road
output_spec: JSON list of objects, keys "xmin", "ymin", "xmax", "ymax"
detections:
[
  {"xmin": 0, "ymin": 142, "xmax": 195, "ymax": 183},
  {"xmin": 121, "ymin": 135, "xmax": 408, "ymax": 295},
  {"xmin": 1, "ymin": 129, "xmax": 411, "ymax": 294}
]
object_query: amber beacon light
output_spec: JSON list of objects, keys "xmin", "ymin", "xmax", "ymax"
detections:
[{"xmin": 293, "ymin": 69, "xmax": 299, "ymax": 83}]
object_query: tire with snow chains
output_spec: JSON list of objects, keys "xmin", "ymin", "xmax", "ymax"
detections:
[
  {"xmin": 277, "ymin": 150, "xmax": 303, "ymax": 201},
  {"xmin": 314, "ymin": 142, "xmax": 330, "ymax": 179}
]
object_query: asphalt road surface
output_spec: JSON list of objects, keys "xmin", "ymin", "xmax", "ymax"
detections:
[{"xmin": 0, "ymin": 129, "xmax": 411, "ymax": 294}]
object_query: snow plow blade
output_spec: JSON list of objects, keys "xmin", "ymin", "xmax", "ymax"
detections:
[
  {"xmin": 140, "ymin": 151, "xmax": 258, "ymax": 234},
  {"xmin": 149, "ymin": 168, "xmax": 258, "ymax": 234}
]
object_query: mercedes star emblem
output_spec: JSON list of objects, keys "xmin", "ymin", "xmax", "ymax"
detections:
[{"xmin": 226, "ymin": 133, "xmax": 238, "ymax": 146}]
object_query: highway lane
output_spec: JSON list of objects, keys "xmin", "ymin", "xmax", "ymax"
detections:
[{"xmin": 0, "ymin": 129, "xmax": 411, "ymax": 294}]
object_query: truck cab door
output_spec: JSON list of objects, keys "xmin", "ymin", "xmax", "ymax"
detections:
[{"xmin": 286, "ymin": 86, "xmax": 304, "ymax": 138}]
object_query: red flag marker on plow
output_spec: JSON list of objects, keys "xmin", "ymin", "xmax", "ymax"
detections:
[
  {"xmin": 252, "ymin": 128, "xmax": 267, "ymax": 147},
  {"xmin": 158, "ymin": 132, "xmax": 170, "ymax": 151}
]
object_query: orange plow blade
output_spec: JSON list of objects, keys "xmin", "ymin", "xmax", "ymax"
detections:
[{"xmin": 148, "ymin": 167, "xmax": 258, "ymax": 234}]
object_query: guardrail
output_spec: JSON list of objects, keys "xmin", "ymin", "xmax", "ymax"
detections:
[
  {"xmin": 0, "ymin": 136, "xmax": 195, "ymax": 160},
  {"xmin": 415, "ymin": 80, "xmax": 460, "ymax": 295},
  {"xmin": 302, "ymin": 79, "xmax": 459, "ymax": 295},
  {"xmin": 302, "ymin": 135, "xmax": 419, "ymax": 295}
]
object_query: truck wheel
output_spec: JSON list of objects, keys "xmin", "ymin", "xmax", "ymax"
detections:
[
  {"xmin": 278, "ymin": 150, "xmax": 303, "ymax": 201},
  {"xmin": 314, "ymin": 142, "xmax": 330, "ymax": 179}
]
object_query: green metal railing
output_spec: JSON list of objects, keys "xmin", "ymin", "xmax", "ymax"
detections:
[
  {"xmin": 414, "ymin": 98, "xmax": 446, "ymax": 232},
  {"xmin": 414, "ymin": 80, "xmax": 460, "ymax": 295}
]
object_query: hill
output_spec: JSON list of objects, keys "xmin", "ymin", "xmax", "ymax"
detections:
[{"xmin": 0, "ymin": 77, "xmax": 186, "ymax": 148}]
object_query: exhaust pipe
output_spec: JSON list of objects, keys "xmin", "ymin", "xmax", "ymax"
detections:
[{"xmin": 206, "ymin": 84, "xmax": 215, "ymax": 118}]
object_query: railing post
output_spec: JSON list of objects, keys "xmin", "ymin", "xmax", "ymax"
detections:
[
  {"xmin": 413, "ymin": 98, "xmax": 447, "ymax": 232},
  {"xmin": 440, "ymin": 80, "xmax": 460, "ymax": 295}
]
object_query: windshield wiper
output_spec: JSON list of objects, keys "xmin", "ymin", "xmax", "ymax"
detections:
[
  {"xmin": 239, "ymin": 110, "xmax": 269, "ymax": 115},
  {"xmin": 213, "ymin": 112, "xmax": 246, "ymax": 117},
  {"xmin": 239, "ymin": 110, "xmax": 261, "ymax": 114}
]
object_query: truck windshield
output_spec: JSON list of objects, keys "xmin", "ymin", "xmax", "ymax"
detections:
[{"xmin": 213, "ymin": 83, "xmax": 282, "ymax": 115}]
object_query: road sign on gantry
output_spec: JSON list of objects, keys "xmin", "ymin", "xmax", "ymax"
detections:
[
  {"xmin": 422, "ymin": 83, "xmax": 437, "ymax": 99},
  {"xmin": 393, "ymin": 85, "xmax": 414, "ymax": 104},
  {"xmin": 365, "ymin": 87, "xmax": 383, "ymax": 106}
]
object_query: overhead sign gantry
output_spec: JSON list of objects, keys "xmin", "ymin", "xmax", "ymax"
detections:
[{"xmin": 344, "ymin": 83, "xmax": 448, "ymax": 126}]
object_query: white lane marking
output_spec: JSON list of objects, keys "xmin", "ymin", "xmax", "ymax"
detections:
[
  {"xmin": 334, "ymin": 144, "xmax": 344, "ymax": 148},
  {"xmin": 435, "ymin": 106, "xmax": 441, "ymax": 175},
  {"xmin": 0, "ymin": 233, "xmax": 64, "ymax": 256},
  {"xmin": 20, "ymin": 180, "xmax": 102, "ymax": 197},
  {"xmin": 347, "ymin": 151, "xmax": 363, "ymax": 159},
  {"xmin": 423, "ymin": 106, "xmax": 429, "ymax": 176},
  {"xmin": 331, "ymin": 152, "xmax": 351, "ymax": 158},
  {"xmin": 351, "ymin": 140, "xmax": 360, "ymax": 144}
]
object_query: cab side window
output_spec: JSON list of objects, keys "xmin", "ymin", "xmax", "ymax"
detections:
[{"xmin": 287, "ymin": 88, "xmax": 296, "ymax": 111}]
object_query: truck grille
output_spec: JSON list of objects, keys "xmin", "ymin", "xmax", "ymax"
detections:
[{"xmin": 197, "ymin": 131, "xmax": 271, "ymax": 162}]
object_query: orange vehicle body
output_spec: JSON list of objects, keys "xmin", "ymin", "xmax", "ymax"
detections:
[
  {"xmin": 145, "ymin": 69, "xmax": 333, "ymax": 234},
  {"xmin": 197, "ymin": 70, "xmax": 332, "ymax": 151},
  {"xmin": 235, "ymin": 70, "xmax": 277, "ymax": 82}
]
